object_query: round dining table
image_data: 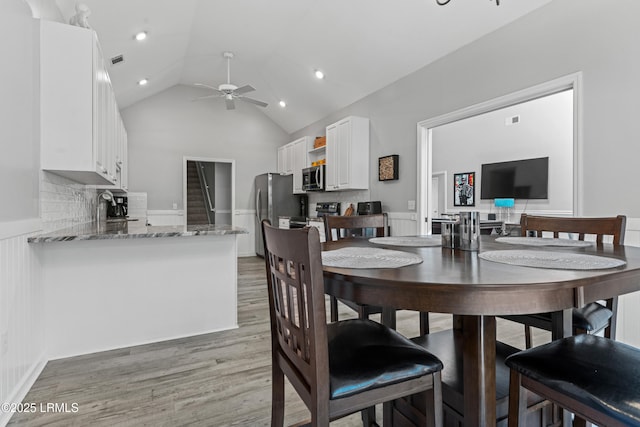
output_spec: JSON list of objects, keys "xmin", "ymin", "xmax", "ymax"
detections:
[{"xmin": 321, "ymin": 235, "xmax": 640, "ymax": 427}]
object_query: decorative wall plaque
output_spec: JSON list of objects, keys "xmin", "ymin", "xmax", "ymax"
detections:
[{"xmin": 378, "ymin": 155, "xmax": 399, "ymax": 181}]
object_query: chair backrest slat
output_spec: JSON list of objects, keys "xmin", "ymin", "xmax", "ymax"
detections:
[
  {"xmin": 520, "ymin": 214, "xmax": 626, "ymax": 245},
  {"xmin": 262, "ymin": 220, "xmax": 328, "ymax": 392},
  {"xmin": 324, "ymin": 213, "xmax": 388, "ymax": 241}
]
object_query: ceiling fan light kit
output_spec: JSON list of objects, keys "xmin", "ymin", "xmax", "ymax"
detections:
[{"xmin": 193, "ymin": 51, "xmax": 268, "ymax": 110}]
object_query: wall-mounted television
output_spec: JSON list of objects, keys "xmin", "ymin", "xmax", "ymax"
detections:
[{"xmin": 480, "ymin": 157, "xmax": 549, "ymax": 200}]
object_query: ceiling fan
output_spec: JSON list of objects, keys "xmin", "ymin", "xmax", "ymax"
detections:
[{"xmin": 194, "ymin": 51, "xmax": 268, "ymax": 110}]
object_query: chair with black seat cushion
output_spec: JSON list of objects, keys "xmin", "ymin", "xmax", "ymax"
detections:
[
  {"xmin": 323, "ymin": 214, "xmax": 388, "ymax": 323},
  {"xmin": 501, "ymin": 214, "xmax": 626, "ymax": 348},
  {"xmin": 506, "ymin": 334, "xmax": 640, "ymax": 427},
  {"xmin": 262, "ymin": 220, "xmax": 443, "ymax": 426}
]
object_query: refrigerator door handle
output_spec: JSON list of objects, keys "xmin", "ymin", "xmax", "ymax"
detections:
[{"xmin": 256, "ymin": 188, "xmax": 262, "ymax": 222}]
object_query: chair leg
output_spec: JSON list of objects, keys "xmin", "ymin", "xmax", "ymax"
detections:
[
  {"xmin": 330, "ymin": 296, "xmax": 339, "ymax": 322},
  {"xmin": 419, "ymin": 312, "xmax": 430, "ymax": 336},
  {"xmin": 271, "ymin": 362, "xmax": 285, "ymax": 427},
  {"xmin": 360, "ymin": 406, "xmax": 376, "ymax": 427},
  {"xmin": 524, "ymin": 325, "xmax": 533, "ymax": 349},
  {"xmin": 605, "ymin": 297, "xmax": 618, "ymax": 339},
  {"xmin": 430, "ymin": 371, "xmax": 443, "ymax": 427},
  {"xmin": 508, "ymin": 370, "xmax": 527, "ymax": 427}
]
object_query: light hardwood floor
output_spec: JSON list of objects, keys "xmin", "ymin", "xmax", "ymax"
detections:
[{"xmin": 8, "ymin": 256, "xmax": 548, "ymax": 427}]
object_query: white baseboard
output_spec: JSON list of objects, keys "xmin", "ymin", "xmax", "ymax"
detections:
[{"xmin": 0, "ymin": 358, "xmax": 47, "ymax": 427}]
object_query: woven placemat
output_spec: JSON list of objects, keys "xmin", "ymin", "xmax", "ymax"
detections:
[
  {"xmin": 495, "ymin": 236, "xmax": 592, "ymax": 248},
  {"xmin": 322, "ymin": 247, "xmax": 423, "ymax": 269},
  {"xmin": 479, "ymin": 250, "xmax": 626, "ymax": 270},
  {"xmin": 369, "ymin": 236, "xmax": 441, "ymax": 247}
]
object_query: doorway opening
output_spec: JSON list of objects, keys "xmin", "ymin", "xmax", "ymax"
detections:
[
  {"xmin": 183, "ymin": 157, "xmax": 235, "ymax": 226},
  {"xmin": 417, "ymin": 73, "xmax": 582, "ymax": 234}
]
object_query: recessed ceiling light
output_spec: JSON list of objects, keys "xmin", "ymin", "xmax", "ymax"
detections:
[
  {"xmin": 314, "ymin": 70, "xmax": 325, "ymax": 80},
  {"xmin": 135, "ymin": 31, "xmax": 147, "ymax": 41},
  {"xmin": 137, "ymin": 78, "xmax": 148, "ymax": 86},
  {"xmin": 279, "ymin": 100, "xmax": 286, "ymax": 108}
]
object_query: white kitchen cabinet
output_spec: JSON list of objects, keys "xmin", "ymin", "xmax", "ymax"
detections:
[
  {"xmin": 325, "ymin": 116, "xmax": 369, "ymax": 191},
  {"xmin": 277, "ymin": 143, "xmax": 294, "ymax": 175},
  {"xmin": 40, "ymin": 20, "xmax": 125, "ymax": 186},
  {"xmin": 277, "ymin": 137, "xmax": 312, "ymax": 193},
  {"xmin": 292, "ymin": 137, "xmax": 312, "ymax": 194},
  {"xmin": 97, "ymin": 116, "xmax": 128, "ymax": 192}
]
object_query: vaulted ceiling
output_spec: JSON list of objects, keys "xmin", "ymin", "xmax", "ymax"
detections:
[{"xmin": 55, "ymin": 0, "xmax": 552, "ymax": 133}]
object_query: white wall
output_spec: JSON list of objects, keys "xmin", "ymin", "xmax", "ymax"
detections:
[
  {"xmin": 215, "ymin": 162, "xmax": 232, "ymax": 225},
  {"xmin": 291, "ymin": 0, "xmax": 640, "ymax": 220},
  {"xmin": 432, "ymin": 90, "xmax": 573, "ymax": 215},
  {"xmin": 0, "ymin": 2, "xmax": 47, "ymax": 426},
  {"xmin": 122, "ymin": 85, "xmax": 290, "ymax": 212}
]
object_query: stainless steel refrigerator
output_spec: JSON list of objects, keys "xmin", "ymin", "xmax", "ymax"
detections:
[{"xmin": 255, "ymin": 173, "xmax": 300, "ymax": 257}]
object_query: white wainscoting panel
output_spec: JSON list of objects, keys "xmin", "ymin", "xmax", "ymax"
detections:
[
  {"xmin": 387, "ymin": 212, "xmax": 419, "ymax": 237},
  {"xmin": 146, "ymin": 210, "xmax": 185, "ymax": 226},
  {"xmin": 617, "ymin": 218, "xmax": 640, "ymax": 347},
  {"xmin": 235, "ymin": 210, "xmax": 256, "ymax": 257},
  {"xmin": 0, "ymin": 221, "xmax": 46, "ymax": 427}
]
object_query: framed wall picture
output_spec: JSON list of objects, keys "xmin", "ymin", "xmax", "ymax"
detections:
[
  {"xmin": 378, "ymin": 155, "xmax": 399, "ymax": 181},
  {"xmin": 454, "ymin": 172, "xmax": 475, "ymax": 206}
]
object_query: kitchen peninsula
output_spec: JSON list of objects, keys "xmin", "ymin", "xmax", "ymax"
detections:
[{"xmin": 29, "ymin": 222, "xmax": 248, "ymax": 359}]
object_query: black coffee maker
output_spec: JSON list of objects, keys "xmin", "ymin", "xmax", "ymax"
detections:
[{"xmin": 107, "ymin": 195, "xmax": 128, "ymax": 219}]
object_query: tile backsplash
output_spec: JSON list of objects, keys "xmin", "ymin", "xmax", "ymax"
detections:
[{"xmin": 40, "ymin": 172, "xmax": 96, "ymax": 232}]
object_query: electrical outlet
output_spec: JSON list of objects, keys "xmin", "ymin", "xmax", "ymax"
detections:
[
  {"xmin": 172, "ymin": 202, "xmax": 178, "ymax": 210},
  {"xmin": 408, "ymin": 200, "xmax": 416, "ymax": 210}
]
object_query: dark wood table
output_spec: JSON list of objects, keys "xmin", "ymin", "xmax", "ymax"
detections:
[{"xmin": 321, "ymin": 236, "xmax": 640, "ymax": 427}]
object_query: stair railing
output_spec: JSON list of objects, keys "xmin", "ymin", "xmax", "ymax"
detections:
[{"xmin": 195, "ymin": 161, "xmax": 215, "ymax": 224}]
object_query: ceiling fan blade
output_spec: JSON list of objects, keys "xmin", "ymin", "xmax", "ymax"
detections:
[
  {"xmin": 192, "ymin": 94, "xmax": 221, "ymax": 101},
  {"xmin": 233, "ymin": 85, "xmax": 255, "ymax": 95},
  {"xmin": 194, "ymin": 83, "xmax": 223, "ymax": 94},
  {"xmin": 238, "ymin": 96, "xmax": 268, "ymax": 108},
  {"xmin": 225, "ymin": 98, "xmax": 236, "ymax": 110}
]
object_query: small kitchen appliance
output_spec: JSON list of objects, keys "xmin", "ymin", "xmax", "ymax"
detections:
[
  {"xmin": 302, "ymin": 165, "xmax": 325, "ymax": 191},
  {"xmin": 356, "ymin": 201, "xmax": 382, "ymax": 215},
  {"xmin": 107, "ymin": 195, "xmax": 128, "ymax": 219}
]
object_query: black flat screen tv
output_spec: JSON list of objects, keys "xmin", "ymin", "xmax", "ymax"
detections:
[{"xmin": 480, "ymin": 157, "xmax": 549, "ymax": 200}]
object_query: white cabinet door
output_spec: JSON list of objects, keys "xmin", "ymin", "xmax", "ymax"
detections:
[
  {"xmin": 285, "ymin": 143, "xmax": 294, "ymax": 175},
  {"xmin": 326, "ymin": 124, "xmax": 338, "ymax": 190},
  {"xmin": 277, "ymin": 146, "xmax": 286, "ymax": 174},
  {"xmin": 277, "ymin": 144, "xmax": 294, "ymax": 175},
  {"xmin": 40, "ymin": 21, "xmax": 124, "ymax": 186},
  {"xmin": 325, "ymin": 117, "xmax": 369, "ymax": 191},
  {"xmin": 336, "ymin": 119, "xmax": 351, "ymax": 189},
  {"xmin": 292, "ymin": 137, "xmax": 311, "ymax": 194}
]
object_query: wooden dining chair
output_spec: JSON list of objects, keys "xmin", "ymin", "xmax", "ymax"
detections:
[
  {"xmin": 506, "ymin": 334, "xmax": 640, "ymax": 427},
  {"xmin": 323, "ymin": 214, "xmax": 389, "ymax": 323},
  {"xmin": 261, "ymin": 220, "xmax": 444, "ymax": 426},
  {"xmin": 501, "ymin": 214, "xmax": 626, "ymax": 348}
]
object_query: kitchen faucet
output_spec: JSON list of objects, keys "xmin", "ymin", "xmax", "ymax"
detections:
[{"xmin": 97, "ymin": 190, "xmax": 116, "ymax": 225}]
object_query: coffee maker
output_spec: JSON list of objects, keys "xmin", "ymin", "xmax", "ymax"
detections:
[{"xmin": 107, "ymin": 195, "xmax": 128, "ymax": 219}]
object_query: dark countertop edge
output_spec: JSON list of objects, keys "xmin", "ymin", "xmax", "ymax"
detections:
[{"xmin": 28, "ymin": 226, "xmax": 249, "ymax": 243}]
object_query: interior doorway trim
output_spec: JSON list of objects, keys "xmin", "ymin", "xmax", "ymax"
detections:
[
  {"xmin": 183, "ymin": 156, "xmax": 236, "ymax": 227},
  {"xmin": 417, "ymin": 72, "xmax": 583, "ymax": 234}
]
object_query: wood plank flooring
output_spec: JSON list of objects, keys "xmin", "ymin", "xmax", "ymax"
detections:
[{"xmin": 8, "ymin": 256, "xmax": 548, "ymax": 427}]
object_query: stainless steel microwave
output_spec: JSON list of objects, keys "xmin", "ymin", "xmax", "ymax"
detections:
[{"xmin": 302, "ymin": 165, "xmax": 325, "ymax": 191}]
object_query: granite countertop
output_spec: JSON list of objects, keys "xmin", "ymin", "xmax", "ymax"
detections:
[{"xmin": 28, "ymin": 221, "xmax": 248, "ymax": 243}]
